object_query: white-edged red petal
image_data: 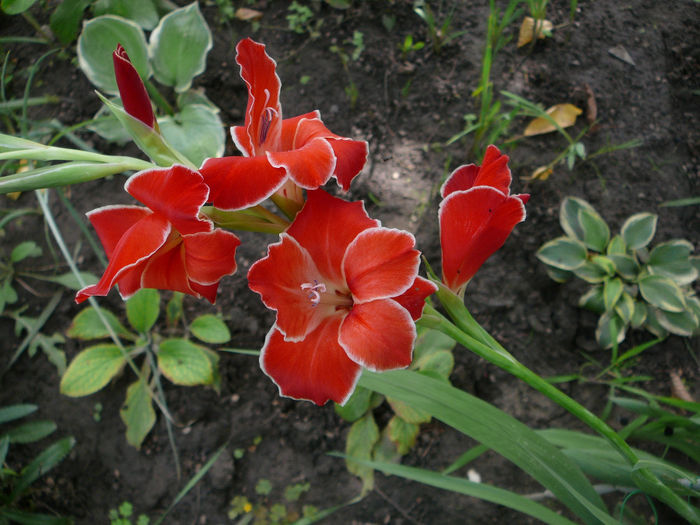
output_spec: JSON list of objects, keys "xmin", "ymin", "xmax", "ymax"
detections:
[
  {"xmin": 327, "ymin": 137, "xmax": 368, "ymax": 191},
  {"xmin": 339, "ymin": 299, "xmax": 415, "ymax": 371},
  {"xmin": 392, "ymin": 276, "xmax": 438, "ymax": 321},
  {"xmin": 183, "ymin": 229, "xmax": 241, "ymax": 285},
  {"xmin": 343, "ymin": 227, "xmax": 420, "ymax": 303},
  {"xmin": 125, "ymin": 165, "xmax": 211, "ymax": 235},
  {"xmin": 286, "ymin": 190, "xmax": 378, "ymax": 284},
  {"xmin": 267, "ymin": 137, "xmax": 335, "ymax": 189},
  {"xmin": 248, "ymin": 234, "xmax": 333, "ymax": 341},
  {"xmin": 439, "ymin": 186, "xmax": 526, "ymax": 293},
  {"xmin": 200, "ymin": 155, "xmax": 287, "ymax": 211},
  {"xmin": 279, "ymin": 112, "xmax": 320, "ymax": 151},
  {"xmin": 260, "ymin": 318, "xmax": 361, "ymax": 406},
  {"xmin": 441, "ymin": 145, "xmax": 512, "ymax": 198},
  {"xmin": 85, "ymin": 205, "xmax": 151, "ymax": 259}
]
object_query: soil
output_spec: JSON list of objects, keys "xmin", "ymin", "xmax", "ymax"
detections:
[{"xmin": 0, "ymin": 1, "xmax": 698, "ymax": 524}]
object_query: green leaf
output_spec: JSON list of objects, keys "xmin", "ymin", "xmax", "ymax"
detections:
[
  {"xmin": 630, "ymin": 301, "xmax": 647, "ymax": 328},
  {"xmin": 360, "ymin": 370, "xmax": 612, "ymax": 524},
  {"xmin": 158, "ymin": 104, "xmax": 225, "ymax": 166},
  {"xmin": 284, "ymin": 482, "xmax": 310, "ymax": 502},
  {"xmin": 648, "ymin": 239, "xmax": 698, "ymax": 286},
  {"xmin": 607, "ymin": 253, "xmax": 639, "ymax": 280},
  {"xmin": 606, "ymin": 234, "xmax": 627, "ymax": 255},
  {"xmin": 414, "ymin": 349, "xmax": 454, "ymax": 379},
  {"xmin": 621, "ymin": 212, "xmax": 657, "ymax": 250},
  {"xmin": 559, "ymin": 197, "xmax": 601, "ymax": 243},
  {"xmin": 149, "ymin": 2, "xmax": 212, "ymax": 92},
  {"xmin": 120, "ymin": 378, "xmax": 155, "ymax": 449},
  {"xmin": 29, "ymin": 271, "xmax": 99, "ymax": 290},
  {"xmin": 596, "ymin": 311, "xmax": 626, "ymax": 350},
  {"xmin": 166, "ymin": 292, "xmax": 184, "ymax": 326},
  {"xmin": 157, "ymin": 338, "xmax": 213, "ymax": 386},
  {"xmin": 545, "ymin": 264, "xmax": 573, "ymax": 283},
  {"xmin": 1, "ymin": 0, "xmax": 37, "ymax": 15},
  {"xmin": 644, "ymin": 307, "xmax": 669, "ymax": 338},
  {"xmin": 126, "ymin": 288, "xmax": 160, "ymax": 333},
  {"xmin": 387, "ymin": 416, "xmax": 419, "ymax": 455},
  {"xmin": 190, "ymin": 314, "xmax": 230, "ymax": 344},
  {"xmin": 0, "ymin": 435, "xmax": 8, "ymax": 466},
  {"xmin": 50, "ymin": 0, "xmax": 91, "ymax": 44},
  {"xmin": 345, "ymin": 413, "xmax": 379, "ymax": 495},
  {"xmin": 386, "ymin": 396, "xmax": 431, "ymax": 424},
  {"xmin": 93, "ymin": 0, "xmax": 160, "ymax": 30},
  {"xmin": 638, "ymin": 274, "xmax": 687, "ymax": 313},
  {"xmin": 201, "ymin": 347, "xmax": 221, "ymax": 393},
  {"xmin": 654, "ymin": 308, "xmax": 698, "ymax": 337},
  {"xmin": 614, "ymin": 292, "xmax": 635, "ymax": 324},
  {"xmin": 60, "ymin": 344, "xmax": 126, "ymax": 396},
  {"xmin": 334, "ymin": 385, "xmax": 372, "ymax": 422},
  {"xmin": 603, "ymin": 277, "xmax": 623, "ymax": 311},
  {"xmin": 573, "ymin": 260, "xmax": 608, "ymax": 283},
  {"xmin": 579, "ymin": 285, "xmax": 605, "ymax": 313},
  {"xmin": 89, "ymin": 100, "xmax": 133, "ymax": 144},
  {"xmin": 578, "ymin": 206, "xmax": 609, "ymax": 252},
  {"xmin": 67, "ymin": 306, "xmax": 133, "ymax": 340},
  {"xmin": 11, "ymin": 241, "xmax": 42, "ymax": 262},
  {"xmin": 536, "ymin": 236, "xmax": 588, "ymax": 271},
  {"xmin": 12, "ymin": 437, "xmax": 75, "ymax": 500},
  {"xmin": 77, "ymin": 15, "xmax": 150, "ymax": 94},
  {"xmin": 5, "ymin": 420, "xmax": 56, "ymax": 444},
  {"xmin": 0, "ymin": 404, "xmax": 37, "ymax": 425}
]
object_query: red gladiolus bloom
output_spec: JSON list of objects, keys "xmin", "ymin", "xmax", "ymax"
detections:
[
  {"xmin": 200, "ymin": 39, "xmax": 368, "ymax": 211},
  {"xmin": 75, "ymin": 165, "xmax": 240, "ymax": 304},
  {"xmin": 439, "ymin": 145, "xmax": 529, "ymax": 296},
  {"xmin": 113, "ymin": 44, "xmax": 155, "ymax": 128},
  {"xmin": 248, "ymin": 190, "xmax": 436, "ymax": 405}
]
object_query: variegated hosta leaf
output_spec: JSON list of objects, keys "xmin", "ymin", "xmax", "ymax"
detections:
[
  {"xmin": 545, "ymin": 264, "xmax": 574, "ymax": 283},
  {"xmin": 638, "ymin": 274, "xmax": 687, "ymax": 313},
  {"xmin": 559, "ymin": 197, "xmax": 603, "ymax": 244},
  {"xmin": 607, "ymin": 253, "xmax": 639, "ymax": 280},
  {"xmin": 603, "ymin": 277, "xmax": 623, "ymax": 311},
  {"xmin": 647, "ymin": 239, "xmax": 698, "ymax": 286},
  {"xmin": 606, "ymin": 235, "xmax": 627, "ymax": 255},
  {"xmin": 578, "ymin": 206, "xmax": 610, "ymax": 253},
  {"xmin": 654, "ymin": 308, "xmax": 698, "ymax": 337},
  {"xmin": 644, "ymin": 307, "xmax": 669, "ymax": 338},
  {"xmin": 596, "ymin": 311, "xmax": 627, "ymax": 349},
  {"xmin": 621, "ymin": 212, "xmax": 657, "ymax": 250},
  {"xmin": 579, "ymin": 285, "xmax": 605, "ymax": 313},
  {"xmin": 537, "ymin": 236, "xmax": 588, "ymax": 271},
  {"xmin": 630, "ymin": 300, "xmax": 647, "ymax": 329},
  {"xmin": 614, "ymin": 292, "xmax": 636, "ymax": 324}
]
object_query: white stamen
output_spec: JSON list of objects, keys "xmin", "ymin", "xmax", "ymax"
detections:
[{"xmin": 300, "ymin": 281, "xmax": 326, "ymax": 307}]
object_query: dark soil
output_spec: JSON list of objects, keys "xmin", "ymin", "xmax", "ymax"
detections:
[{"xmin": 1, "ymin": 1, "xmax": 698, "ymax": 524}]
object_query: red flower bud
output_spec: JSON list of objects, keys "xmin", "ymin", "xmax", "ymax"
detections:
[{"xmin": 113, "ymin": 44, "xmax": 155, "ymax": 128}]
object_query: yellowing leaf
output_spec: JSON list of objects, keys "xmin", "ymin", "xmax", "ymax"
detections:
[
  {"xmin": 523, "ymin": 165, "xmax": 553, "ymax": 181},
  {"xmin": 235, "ymin": 8, "xmax": 263, "ymax": 21},
  {"xmin": 517, "ymin": 17, "xmax": 553, "ymax": 48},
  {"xmin": 524, "ymin": 103, "xmax": 582, "ymax": 136}
]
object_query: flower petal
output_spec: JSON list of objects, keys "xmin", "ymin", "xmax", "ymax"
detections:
[
  {"xmin": 279, "ymin": 111, "xmax": 320, "ymax": 151},
  {"xmin": 260, "ymin": 318, "xmax": 361, "ymax": 406},
  {"xmin": 392, "ymin": 276, "xmax": 438, "ymax": 321},
  {"xmin": 344, "ymin": 227, "xmax": 420, "ymax": 302},
  {"xmin": 139, "ymin": 237, "xmax": 192, "ymax": 295},
  {"xmin": 286, "ymin": 190, "xmax": 378, "ymax": 284},
  {"xmin": 113, "ymin": 44, "xmax": 154, "ymax": 128},
  {"xmin": 441, "ymin": 145, "xmax": 512, "ymax": 198},
  {"xmin": 76, "ymin": 213, "xmax": 170, "ymax": 303},
  {"xmin": 339, "ymin": 299, "xmax": 415, "ymax": 371},
  {"xmin": 248, "ymin": 234, "xmax": 332, "ymax": 341},
  {"xmin": 200, "ymin": 155, "xmax": 287, "ymax": 211},
  {"xmin": 267, "ymin": 137, "xmax": 335, "ymax": 189},
  {"xmin": 440, "ymin": 186, "xmax": 527, "ymax": 293},
  {"xmin": 236, "ymin": 38, "xmax": 282, "ymax": 154},
  {"xmin": 84, "ymin": 205, "xmax": 151, "ymax": 259},
  {"xmin": 125, "ymin": 165, "xmax": 211, "ymax": 235},
  {"xmin": 183, "ymin": 229, "xmax": 241, "ymax": 285}
]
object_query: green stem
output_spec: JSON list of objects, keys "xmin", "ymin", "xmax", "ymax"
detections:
[
  {"xmin": 144, "ymin": 78, "xmax": 175, "ymax": 117},
  {"xmin": 421, "ymin": 298, "xmax": 700, "ymax": 523},
  {"xmin": 200, "ymin": 205, "xmax": 289, "ymax": 234},
  {"xmin": 0, "ymin": 95, "xmax": 60, "ymax": 111}
]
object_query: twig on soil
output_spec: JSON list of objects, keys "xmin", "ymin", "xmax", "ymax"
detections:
[{"xmin": 374, "ymin": 484, "xmax": 424, "ymax": 525}]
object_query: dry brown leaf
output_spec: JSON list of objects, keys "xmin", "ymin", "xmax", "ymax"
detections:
[
  {"xmin": 235, "ymin": 7, "xmax": 263, "ymax": 21},
  {"xmin": 584, "ymin": 83, "xmax": 597, "ymax": 125},
  {"xmin": 524, "ymin": 103, "xmax": 582, "ymax": 136},
  {"xmin": 517, "ymin": 17, "xmax": 553, "ymax": 48},
  {"xmin": 523, "ymin": 165, "xmax": 553, "ymax": 181},
  {"xmin": 670, "ymin": 370, "xmax": 695, "ymax": 402}
]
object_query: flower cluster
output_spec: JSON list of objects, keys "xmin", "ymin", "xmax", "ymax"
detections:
[{"xmin": 78, "ymin": 38, "xmax": 528, "ymax": 405}]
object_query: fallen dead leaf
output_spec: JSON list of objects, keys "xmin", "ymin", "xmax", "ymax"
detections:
[
  {"xmin": 523, "ymin": 165, "xmax": 553, "ymax": 181},
  {"xmin": 524, "ymin": 103, "xmax": 582, "ymax": 136},
  {"xmin": 670, "ymin": 370, "xmax": 695, "ymax": 402},
  {"xmin": 517, "ymin": 17, "xmax": 553, "ymax": 48},
  {"xmin": 235, "ymin": 7, "xmax": 263, "ymax": 21},
  {"xmin": 608, "ymin": 45, "xmax": 636, "ymax": 66},
  {"xmin": 584, "ymin": 83, "xmax": 597, "ymax": 125}
]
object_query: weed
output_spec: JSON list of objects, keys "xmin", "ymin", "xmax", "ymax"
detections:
[{"xmin": 413, "ymin": 0, "xmax": 467, "ymax": 54}]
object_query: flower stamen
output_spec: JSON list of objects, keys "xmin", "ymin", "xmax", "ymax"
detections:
[
  {"xmin": 300, "ymin": 280, "xmax": 326, "ymax": 307},
  {"xmin": 259, "ymin": 107, "xmax": 277, "ymax": 145}
]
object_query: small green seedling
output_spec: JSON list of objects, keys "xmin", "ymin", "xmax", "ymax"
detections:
[
  {"xmin": 109, "ymin": 501, "xmax": 150, "ymax": 525},
  {"xmin": 537, "ymin": 197, "xmax": 700, "ymax": 349},
  {"xmin": 398, "ymin": 34, "xmax": 425, "ymax": 61}
]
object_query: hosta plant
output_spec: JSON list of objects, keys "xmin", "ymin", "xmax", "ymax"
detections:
[{"xmin": 537, "ymin": 196, "xmax": 700, "ymax": 349}]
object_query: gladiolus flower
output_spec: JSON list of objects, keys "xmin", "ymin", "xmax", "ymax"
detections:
[
  {"xmin": 200, "ymin": 38, "xmax": 368, "ymax": 211},
  {"xmin": 248, "ymin": 190, "xmax": 436, "ymax": 405},
  {"xmin": 113, "ymin": 43, "xmax": 156, "ymax": 129},
  {"xmin": 75, "ymin": 165, "xmax": 240, "ymax": 304},
  {"xmin": 439, "ymin": 145, "xmax": 529, "ymax": 296}
]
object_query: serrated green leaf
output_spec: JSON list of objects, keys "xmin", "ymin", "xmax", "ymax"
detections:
[
  {"xmin": 5, "ymin": 420, "xmax": 56, "ymax": 444},
  {"xmin": 157, "ymin": 338, "xmax": 213, "ymax": 386},
  {"xmin": 579, "ymin": 285, "xmax": 605, "ymax": 313},
  {"xmin": 573, "ymin": 260, "xmax": 608, "ymax": 283},
  {"xmin": 60, "ymin": 344, "xmax": 126, "ymax": 396},
  {"xmin": 11, "ymin": 241, "xmax": 41, "ymax": 262},
  {"xmin": 596, "ymin": 311, "xmax": 626, "ymax": 349},
  {"xmin": 94, "ymin": 0, "xmax": 160, "ymax": 29},
  {"xmin": 603, "ymin": 277, "xmax": 623, "ymax": 311},
  {"xmin": 77, "ymin": 15, "xmax": 150, "ymax": 94},
  {"xmin": 638, "ymin": 275, "xmax": 686, "ymax": 313},
  {"xmin": 334, "ymin": 385, "xmax": 372, "ymax": 422},
  {"xmin": 414, "ymin": 349, "xmax": 454, "ymax": 379},
  {"xmin": 50, "ymin": 0, "xmax": 91, "ymax": 44},
  {"xmin": 149, "ymin": 2, "xmax": 212, "ymax": 92},
  {"xmin": 345, "ymin": 413, "xmax": 379, "ymax": 495},
  {"xmin": 12, "ymin": 436, "xmax": 75, "ymax": 499},
  {"xmin": 387, "ymin": 416, "xmax": 419, "ymax": 455},
  {"xmin": 607, "ymin": 253, "xmax": 639, "ymax": 280},
  {"xmin": 536, "ymin": 236, "xmax": 588, "ymax": 271},
  {"xmin": 386, "ymin": 397, "xmax": 431, "ymax": 424},
  {"xmin": 67, "ymin": 306, "xmax": 133, "ymax": 340},
  {"xmin": 120, "ymin": 378, "xmax": 155, "ymax": 449},
  {"xmin": 648, "ymin": 239, "xmax": 698, "ymax": 286},
  {"xmin": 578, "ymin": 206, "xmax": 609, "ymax": 252},
  {"xmin": 559, "ymin": 197, "xmax": 601, "ymax": 243},
  {"xmin": 654, "ymin": 308, "xmax": 698, "ymax": 337},
  {"xmin": 158, "ymin": 104, "xmax": 225, "ymax": 166},
  {"xmin": 1, "ymin": 0, "xmax": 37, "ymax": 15},
  {"xmin": 189, "ymin": 314, "xmax": 230, "ymax": 344},
  {"xmin": 0, "ymin": 404, "xmax": 37, "ymax": 425},
  {"xmin": 126, "ymin": 288, "xmax": 160, "ymax": 333},
  {"xmin": 621, "ymin": 213, "xmax": 657, "ymax": 250}
]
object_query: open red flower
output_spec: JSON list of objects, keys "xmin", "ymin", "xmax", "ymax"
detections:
[
  {"xmin": 200, "ymin": 38, "xmax": 368, "ymax": 211},
  {"xmin": 439, "ymin": 145, "xmax": 529, "ymax": 295},
  {"xmin": 75, "ymin": 165, "xmax": 240, "ymax": 304},
  {"xmin": 248, "ymin": 190, "xmax": 436, "ymax": 405},
  {"xmin": 113, "ymin": 44, "xmax": 155, "ymax": 129}
]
